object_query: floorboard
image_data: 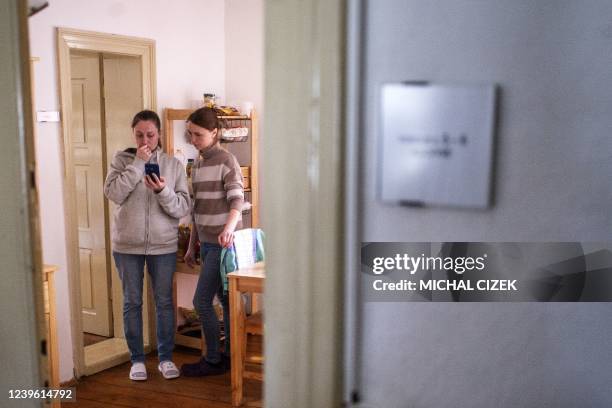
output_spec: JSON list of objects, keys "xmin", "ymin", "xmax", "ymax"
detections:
[{"xmin": 68, "ymin": 342, "xmax": 263, "ymax": 407}]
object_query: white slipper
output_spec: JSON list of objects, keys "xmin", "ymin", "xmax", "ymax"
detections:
[
  {"xmin": 158, "ymin": 360, "xmax": 180, "ymax": 379},
  {"xmin": 129, "ymin": 362, "xmax": 147, "ymax": 381}
]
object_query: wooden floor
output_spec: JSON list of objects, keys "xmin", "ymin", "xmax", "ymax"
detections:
[{"xmin": 68, "ymin": 340, "xmax": 263, "ymax": 407}]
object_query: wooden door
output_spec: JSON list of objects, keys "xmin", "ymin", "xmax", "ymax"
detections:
[
  {"xmin": 70, "ymin": 52, "xmax": 113, "ymax": 337},
  {"xmin": 102, "ymin": 54, "xmax": 148, "ymax": 340}
]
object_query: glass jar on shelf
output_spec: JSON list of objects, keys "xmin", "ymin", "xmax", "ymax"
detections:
[
  {"xmin": 203, "ymin": 93, "xmax": 216, "ymax": 108},
  {"xmin": 186, "ymin": 158, "xmax": 194, "ymax": 178}
]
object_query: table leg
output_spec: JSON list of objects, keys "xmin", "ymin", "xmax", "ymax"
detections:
[{"xmin": 229, "ymin": 278, "xmax": 245, "ymax": 406}]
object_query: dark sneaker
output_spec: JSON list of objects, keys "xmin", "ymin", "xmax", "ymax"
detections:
[{"xmin": 181, "ymin": 358, "xmax": 226, "ymax": 377}]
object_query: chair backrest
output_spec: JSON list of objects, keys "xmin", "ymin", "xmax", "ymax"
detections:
[{"xmin": 232, "ymin": 228, "xmax": 264, "ymax": 269}]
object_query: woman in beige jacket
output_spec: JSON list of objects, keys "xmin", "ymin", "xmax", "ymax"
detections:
[{"xmin": 103, "ymin": 110, "xmax": 190, "ymax": 381}]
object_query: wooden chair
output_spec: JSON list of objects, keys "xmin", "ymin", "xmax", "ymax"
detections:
[
  {"xmin": 242, "ymin": 310, "xmax": 263, "ymax": 379},
  {"xmin": 228, "ymin": 229, "xmax": 264, "ymax": 378},
  {"xmin": 228, "ymin": 263, "xmax": 265, "ymax": 407}
]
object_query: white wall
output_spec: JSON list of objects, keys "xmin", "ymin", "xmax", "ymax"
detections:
[
  {"xmin": 357, "ymin": 1, "xmax": 612, "ymax": 407},
  {"xmin": 28, "ymin": 0, "xmax": 226, "ymax": 382},
  {"xmin": 224, "ymin": 0, "xmax": 264, "ymax": 127}
]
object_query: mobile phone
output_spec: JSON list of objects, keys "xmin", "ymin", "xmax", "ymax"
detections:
[{"xmin": 144, "ymin": 163, "xmax": 160, "ymax": 179}]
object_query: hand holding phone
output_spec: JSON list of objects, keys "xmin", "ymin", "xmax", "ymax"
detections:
[
  {"xmin": 144, "ymin": 163, "xmax": 160, "ymax": 178},
  {"xmin": 144, "ymin": 164, "xmax": 165, "ymax": 193}
]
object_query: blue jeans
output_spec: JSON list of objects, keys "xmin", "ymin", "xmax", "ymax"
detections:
[
  {"xmin": 113, "ymin": 252, "xmax": 176, "ymax": 363},
  {"xmin": 193, "ymin": 243, "xmax": 230, "ymax": 364}
]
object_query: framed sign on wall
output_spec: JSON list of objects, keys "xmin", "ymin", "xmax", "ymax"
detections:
[{"xmin": 379, "ymin": 82, "xmax": 497, "ymax": 209}]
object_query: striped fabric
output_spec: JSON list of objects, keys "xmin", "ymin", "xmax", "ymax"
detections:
[{"xmin": 192, "ymin": 143, "xmax": 244, "ymax": 243}]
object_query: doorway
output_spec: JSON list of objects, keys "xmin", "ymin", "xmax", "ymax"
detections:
[
  {"xmin": 71, "ymin": 50, "xmax": 114, "ymax": 342},
  {"xmin": 57, "ymin": 28, "xmax": 157, "ymax": 377}
]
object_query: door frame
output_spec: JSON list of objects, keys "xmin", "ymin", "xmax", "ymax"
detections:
[
  {"xmin": 57, "ymin": 27, "xmax": 156, "ymax": 377},
  {"xmin": 0, "ymin": 0, "xmax": 47, "ymax": 402},
  {"xmin": 263, "ymin": 0, "xmax": 345, "ymax": 406}
]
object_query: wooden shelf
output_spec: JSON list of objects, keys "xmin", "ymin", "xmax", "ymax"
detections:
[
  {"xmin": 220, "ymin": 138, "xmax": 249, "ymax": 144},
  {"xmin": 219, "ymin": 115, "xmax": 250, "ymax": 119},
  {"xmin": 164, "ymin": 108, "xmax": 192, "ymax": 121},
  {"xmin": 175, "ymin": 330, "xmax": 204, "ymax": 350},
  {"xmin": 163, "ymin": 108, "xmax": 250, "ymax": 121},
  {"xmin": 176, "ymin": 261, "xmax": 199, "ymax": 275}
]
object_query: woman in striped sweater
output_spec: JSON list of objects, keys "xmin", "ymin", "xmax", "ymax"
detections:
[{"xmin": 181, "ymin": 107, "xmax": 244, "ymax": 376}]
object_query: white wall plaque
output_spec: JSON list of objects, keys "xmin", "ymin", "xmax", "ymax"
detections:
[{"xmin": 379, "ymin": 82, "xmax": 496, "ymax": 208}]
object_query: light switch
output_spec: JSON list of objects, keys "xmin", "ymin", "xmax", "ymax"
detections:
[{"xmin": 37, "ymin": 111, "xmax": 60, "ymax": 122}]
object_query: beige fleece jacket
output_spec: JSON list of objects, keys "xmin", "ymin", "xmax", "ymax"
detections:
[{"xmin": 103, "ymin": 149, "xmax": 190, "ymax": 255}]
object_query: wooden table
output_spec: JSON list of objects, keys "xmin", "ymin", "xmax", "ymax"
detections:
[
  {"xmin": 43, "ymin": 264, "xmax": 60, "ymax": 407},
  {"xmin": 228, "ymin": 262, "xmax": 265, "ymax": 406}
]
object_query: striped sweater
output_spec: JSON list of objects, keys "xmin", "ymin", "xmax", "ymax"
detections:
[{"xmin": 192, "ymin": 143, "xmax": 244, "ymax": 243}]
